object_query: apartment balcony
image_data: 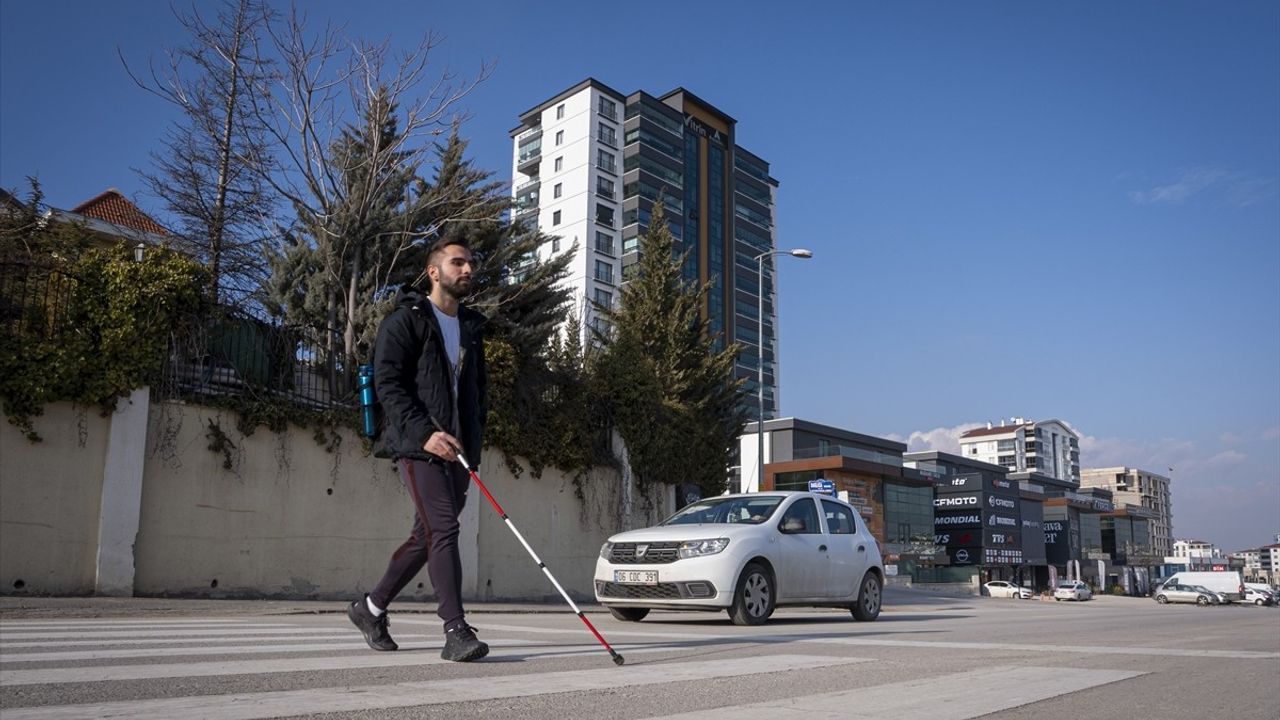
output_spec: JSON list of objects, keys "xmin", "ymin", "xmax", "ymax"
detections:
[{"xmin": 517, "ymin": 150, "xmax": 542, "ymax": 175}]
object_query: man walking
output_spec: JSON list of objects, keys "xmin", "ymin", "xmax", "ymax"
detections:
[{"xmin": 347, "ymin": 237, "xmax": 490, "ymax": 662}]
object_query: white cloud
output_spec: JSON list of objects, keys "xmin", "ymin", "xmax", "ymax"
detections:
[
  {"xmin": 1129, "ymin": 167, "xmax": 1228, "ymax": 205},
  {"xmin": 1127, "ymin": 167, "xmax": 1277, "ymax": 207},
  {"xmin": 1205, "ymin": 449, "xmax": 1247, "ymax": 466},
  {"xmin": 888, "ymin": 423, "xmax": 983, "ymax": 454}
]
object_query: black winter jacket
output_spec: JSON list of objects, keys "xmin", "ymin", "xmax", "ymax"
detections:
[{"xmin": 372, "ymin": 286, "xmax": 488, "ymax": 464}]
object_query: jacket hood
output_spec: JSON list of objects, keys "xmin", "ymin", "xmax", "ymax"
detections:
[{"xmin": 393, "ymin": 285, "xmax": 426, "ymax": 309}]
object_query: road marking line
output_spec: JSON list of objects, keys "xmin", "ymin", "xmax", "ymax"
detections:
[
  {"xmin": 0, "ymin": 632, "xmax": 362, "ymax": 649},
  {"xmin": 0, "ymin": 627, "xmax": 330, "ymax": 641},
  {"xmin": 641, "ymin": 665, "xmax": 1145, "ymax": 719},
  {"xmin": 0, "ymin": 620, "xmax": 253, "ymax": 628},
  {"xmin": 443, "ymin": 621, "xmax": 1280, "ymax": 660},
  {"xmin": 0, "ymin": 654, "xmax": 860, "ymax": 719},
  {"xmin": 0, "ymin": 638, "xmax": 729, "ymax": 684}
]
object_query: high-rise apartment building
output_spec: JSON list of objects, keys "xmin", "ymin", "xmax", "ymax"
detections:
[
  {"xmin": 510, "ymin": 79, "xmax": 784, "ymax": 416},
  {"xmin": 958, "ymin": 418, "xmax": 1080, "ymax": 484},
  {"xmin": 1079, "ymin": 466, "xmax": 1173, "ymax": 558}
]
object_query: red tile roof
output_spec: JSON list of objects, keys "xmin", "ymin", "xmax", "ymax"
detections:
[
  {"xmin": 71, "ymin": 190, "xmax": 168, "ymax": 236},
  {"xmin": 960, "ymin": 424, "xmax": 1032, "ymax": 439}
]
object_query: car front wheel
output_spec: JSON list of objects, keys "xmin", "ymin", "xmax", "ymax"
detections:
[
  {"xmin": 729, "ymin": 562, "xmax": 774, "ymax": 626},
  {"xmin": 608, "ymin": 607, "xmax": 650, "ymax": 622},
  {"xmin": 851, "ymin": 571, "xmax": 882, "ymax": 621},
  {"xmin": 1196, "ymin": 596, "xmax": 1209, "ymax": 606},
  {"xmin": 1156, "ymin": 595, "xmax": 1168, "ymax": 604}
]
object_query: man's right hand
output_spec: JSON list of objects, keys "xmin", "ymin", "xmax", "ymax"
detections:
[{"xmin": 424, "ymin": 431, "xmax": 462, "ymax": 462}]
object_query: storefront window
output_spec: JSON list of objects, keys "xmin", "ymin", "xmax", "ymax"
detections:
[{"xmin": 883, "ymin": 483, "xmax": 932, "ymax": 544}]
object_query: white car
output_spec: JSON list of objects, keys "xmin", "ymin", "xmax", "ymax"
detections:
[
  {"xmin": 984, "ymin": 581, "xmax": 1034, "ymax": 599},
  {"xmin": 594, "ymin": 492, "xmax": 885, "ymax": 625},
  {"xmin": 1053, "ymin": 580, "xmax": 1093, "ymax": 601}
]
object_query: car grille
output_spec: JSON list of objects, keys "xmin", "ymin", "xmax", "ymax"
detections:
[
  {"xmin": 595, "ymin": 580, "xmax": 718, "ymax": 600},
  {"xmin": 608, "ymin": 542, "xmax": 680, "ymax": 564}
]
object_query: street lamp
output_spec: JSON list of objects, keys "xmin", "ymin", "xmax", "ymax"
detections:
[
  {"xmin": 132, "ymin": 243, "xmax": 146, "ymax": 263},
  {"xmin": 754, "ymin": 247, "xmax": 812, "ymax": 493}
]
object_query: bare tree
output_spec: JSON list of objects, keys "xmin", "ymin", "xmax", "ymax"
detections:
[
  {"xmin": 124, "ymin": 0, "xmax": 278, "ymax": 305},
  {"xmin": 254, "ymin": 8, "xmax": 494, "ymax": 366}
]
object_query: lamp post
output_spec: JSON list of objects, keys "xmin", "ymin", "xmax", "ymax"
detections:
[
  {"xmin": 754, "ymin": 248, "xmax": 812, "ymax": 493},
  {"xmin": 132, "ymin": 243, "xmax": 146, "ymax": 263}
]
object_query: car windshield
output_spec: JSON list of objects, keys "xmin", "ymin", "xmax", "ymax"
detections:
[{"xmin": 662, "ymin": 496, "xmax": 784, "ymax": 525}]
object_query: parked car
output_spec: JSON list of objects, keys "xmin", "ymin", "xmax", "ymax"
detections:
[
  {"xmin": 1154, "ymin": 582, "xmax": 1217, "ymax": 606},
  {"xmin": 1191, "ymin": 585, "xmax": 1228, "ymax": 604},
  {"xmin": 1243, "ymin": 588, "xmax": 1274, "ymax": 606},
  {"xmin": 1053, "ymin": 580, "xmax": 1093, "ymax": 601},
  {"xmin": 594, "ymin": 492, "xmax": 885, "ymax": 626},
  {"xmin": 984, "ymin": 581, "xmax": 1034, "ymax": 599}
]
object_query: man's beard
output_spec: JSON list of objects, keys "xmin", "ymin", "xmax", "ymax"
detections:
[{"xmin": 438, "ymin": 274, "xmax": 472, "ymax": 299}]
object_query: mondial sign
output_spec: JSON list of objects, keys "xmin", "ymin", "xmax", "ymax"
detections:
[{"xmin": 935, "ymin": 512, "xmax": 982, "ymax": 528}]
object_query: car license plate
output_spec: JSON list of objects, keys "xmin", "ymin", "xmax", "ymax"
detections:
[{"xmin": 614, "ymin": 570, "xmax": 658, "ymax": 585}]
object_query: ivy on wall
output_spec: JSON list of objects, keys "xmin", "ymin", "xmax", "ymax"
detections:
[{"xmin": 1, "ymin": 243, "xmax": 208, "ymax": 441}]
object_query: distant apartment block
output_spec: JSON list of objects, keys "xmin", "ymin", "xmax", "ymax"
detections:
[
  {"xmin": 1080, "ymin": 467, "xmax": 1173, "ymax": 558},
  {"xmin": 958, "ymin": 418, "xmax": 1080, "ymax": 484},
  {"xmin": 510, "ymin": 79, "xmax": 783, "ymax": 416}
]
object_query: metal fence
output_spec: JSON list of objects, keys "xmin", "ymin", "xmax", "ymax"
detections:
[
  {"xmin": 0, "ymin": 261, "xmax": 80, "ymax": 339},
  {"xmin": 159, "ymin": 308, "xmax": 357, "ymax": 412}
]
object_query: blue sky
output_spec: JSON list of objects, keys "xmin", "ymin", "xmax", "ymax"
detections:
[{"xmin": 3, "ymin": 1, "xmax": 1277, "ymax": 551}]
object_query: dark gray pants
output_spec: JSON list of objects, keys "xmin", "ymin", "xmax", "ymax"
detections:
[{"xmin": 369, "ymin": 458, "xmax": 469, "ymax": 630}]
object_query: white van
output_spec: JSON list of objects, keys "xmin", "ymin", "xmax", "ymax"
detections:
[{"xmin": 1162, "ymin": 571, "xmax": 1244, "ymax": 602}]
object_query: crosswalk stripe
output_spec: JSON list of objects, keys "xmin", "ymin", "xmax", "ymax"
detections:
[
  {"xmin": 0, "ymin": 653, "xmax": 859, "ymax": 720},
  {"xmin": 430, "ymin": 621, "xmax": 1280, "ymax": 660},
  {"xmin": 641, "ymin": 665, "xmax": 1145, "ymax": 719},
  {"xmin": 0, "ymin": 639, "xmax": 440, "ymax": 664},
  {"xmin": 0, "ymin": 627, "xmax": 332, "ymax": 641},
  {"xmin": 0, "ymin": 637, "xmax": 757, "ymax": 686},
  {"xmin": 0, "ymin": 619, "xmax": 254, "ymax": 628},
  {"xmin": 0, "ymin": 631, "xmax": 360, "ymax": 649}
]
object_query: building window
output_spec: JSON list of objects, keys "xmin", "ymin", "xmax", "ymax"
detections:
[
  {"xmin": 595, "ymin": 231, "xmax": 614, "ymax": 255},
  {"xmin": 554, "ymin": 183, "xmax": 562, "ymax": 199},
  {"xmin": 554, "ymin": 156, "xmax": 563, "ymax": 172},
  {"xmin": 597, "ymin": 149, "xmax": 615, "ymax": 174},
  {"xmin": 597, "ymin": 96, "xmax": 617, "ymax": 120},
  {"xmin": 595, "ymin": 205, "xmax": 614, "ymax": 227},
  {"xmin": 556, "ymin": 103, "xmax": 565, "ymax": 120},
  {"xmin": 552, "ymin": 237, "xmax": 560, "ymax": 252},
  {"xmin": 594, "ymin": 260, "xmax": 614, "ymax": 284},
  {"xmin": 596, "ymin": 176, "xmax": 614, "ymax": 199},
  {"xmin": 598, "ymin": 124, "xmax": 616, "ymax": 147},
  {"xmin": 593, "ymin": 287, "xmax": 612, "ymax": 308},
  {"xmin": 552, "ymin": 210, "xmax": 561, "ymax": 226}
]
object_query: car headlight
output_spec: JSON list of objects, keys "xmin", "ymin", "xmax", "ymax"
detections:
[
  {"xmin": 678, "ymin": 538, "xmax": 729, "ymax": 558},
  {"xmin": 599, "ymin": 542, "xmax": 613, "ymax": 560}
]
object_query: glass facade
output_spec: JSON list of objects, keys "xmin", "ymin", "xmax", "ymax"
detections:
[
  {"xmin": 884, "ymin": 483, "xmax": 933, "ymax": 545},
  {"xmin": 707, "ymin": 142, "xmax": 726, "ymax": 349}
]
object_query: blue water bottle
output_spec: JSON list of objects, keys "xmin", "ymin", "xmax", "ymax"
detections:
[{"xmin": 357, "ymin": 364, "xmax": 377, "ymax": 437}]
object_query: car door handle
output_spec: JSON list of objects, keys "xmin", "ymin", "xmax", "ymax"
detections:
[
  {"xmin": 857, "ymin": 545, "xmax": 866, "ymax": 552},
  {"xmin": 818, "ymin": 545, "xmax": 827, "ymax": 552}
]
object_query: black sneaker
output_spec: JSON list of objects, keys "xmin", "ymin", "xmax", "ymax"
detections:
[
  {"xmin": 347, "ymin": 596, "xmax": 398, "ymax": 651},
  {"xmin": 441, "ymin": 623, "xmax": 488, "ymax": 662}
]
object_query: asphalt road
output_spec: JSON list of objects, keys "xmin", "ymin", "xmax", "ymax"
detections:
[{"xmin": 1, "ymin": 590, "xmax": 1277, "ymax": 719}]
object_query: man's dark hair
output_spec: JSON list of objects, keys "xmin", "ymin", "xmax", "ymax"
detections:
[{"xmin": 426, "ymin": 237, "xmax": 471, "ymax": 267}]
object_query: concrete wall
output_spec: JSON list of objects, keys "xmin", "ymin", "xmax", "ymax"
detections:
[
  {"xmin": 0, "ymin": 402, "xmax": 110, "ymax": 594},
  {"xmin": 2, "ymin": 397, "xmax": 647, "ymax": 601}
]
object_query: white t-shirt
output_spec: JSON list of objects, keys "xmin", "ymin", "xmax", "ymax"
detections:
[{"xmin": 430, "ymin": 300, "xmax": 461, "ymax": 391}]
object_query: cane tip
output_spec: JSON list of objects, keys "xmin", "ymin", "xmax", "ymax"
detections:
[{"xmin": 612, "ymin": 654, "xmax": 625, "ymax": 666}]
